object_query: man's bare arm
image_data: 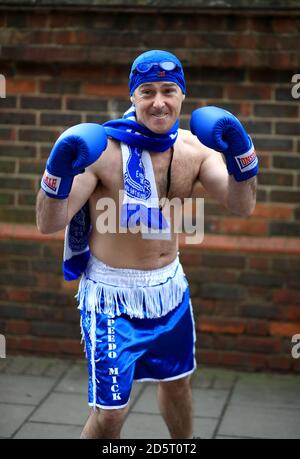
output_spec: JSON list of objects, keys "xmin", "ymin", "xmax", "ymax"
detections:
[
  {"xmin": 227, "ymin": 175, "xmax": 257, "ymax": 217},
  {"xmin": 198, "ymin": 142, "xmax": 257, "ymax": 217},
  {"xmin": 36, "ymin": 168, "xmax": 98, "ymax": 234},
  {"xmin": 190, "ymin": 106, "xmax": 258, "ymax": 216},
  {"xmin": 36, "ymin": 190, "xmax": 68, "ymax": 234},
  {"xmin": 36, "ymin": 123, "xmax": 108, "ymax": 234}
]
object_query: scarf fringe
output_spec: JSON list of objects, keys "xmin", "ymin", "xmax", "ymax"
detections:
[{"xmin": 76, "ymin": 265, "xmax": 188, "ymax": 319}]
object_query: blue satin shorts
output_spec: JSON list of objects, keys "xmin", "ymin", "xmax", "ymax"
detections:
[{"xmin": 80, "ymin": 287, "xmax": 196, "ymax": 410}]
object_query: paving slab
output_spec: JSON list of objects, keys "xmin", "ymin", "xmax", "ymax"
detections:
[
  {"xmin": 43, "ymin": 359, "xmax": 72, "ymax": 379},
  {"xmin": 29, "ymin": 392, "xmax": 88, "ymax": 425},
  {"xmin": 131, "ymin": 384, "xmax": 229, "ymax": 419},
  {"xmin": 192, "ymin": 417, "xmax": 218, "ymax": 439},
  {"xmin": 0, "ymin": 374, "xmax": 55, "ymax": 405},
  {"xmin": 1, "ymin": 357, "xmax": 300, "ymax": 439},
  {"xmin": 0, "ymin": 359, "xmax": 8, "ymax": 372},
  {"xmin": 213, "ymin": 372, "xmax": 237, "ymax": 390},
  {"xmin": 14, "ymin": 422, "xmax": 82, "ymax": 439},
  {"xmin": 192, "ymin": 388, "xmax": 229, "ymax": 419},
  {"xmin": 123, "ymin": 412, "xmax": 218, "ymax": 440},
  {"xmin": 22, "ymin": 358, "xmax": 56, "ymax": 377},
  {"xmin": 1, "ymin": 355, "xmax": 71, "ymax": 379},
  {"xmin": 192, "ymin": 367, "xmax": 237, "ymax": 390},
  {"xmin": 3, "ymin": 356, "xmax": 30, "ymax": 375},
  {"xmin": 218, "ymin": 404, "xmax": 300, "ymax": 439},
  {"xmin": 55, "ymin": 362, "xmax": 88, "ymax": 394},
  {"xmin": 128, "ymin": 382, "xmax": 146, "ymax": 406},
  {"xmin": 23, "ymin": 357, "xmax": 70, "ymax": 378},
  {"xmin": 122, "ymin": 412, "xmax": 170, "ymax": 439},
  {"xmin": 230, "ymin": 373, "xmax": 300, "ymax": 410},
  {"xmin": 191, "ymin": 368, "xmax": 215, "ymax": 389},
  {"xmin": 0, "ymin": 403, "xmax": 35, "ymax": 438}
]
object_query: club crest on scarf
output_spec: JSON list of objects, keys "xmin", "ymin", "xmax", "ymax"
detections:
[{"xmin": 124, "ymin": 147, "xmax": 151, "ymax": 200}]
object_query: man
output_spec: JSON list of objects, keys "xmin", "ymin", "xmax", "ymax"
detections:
[{"xmin": 36, "ymin": 50, "xmax": 258, "ymax": 439}]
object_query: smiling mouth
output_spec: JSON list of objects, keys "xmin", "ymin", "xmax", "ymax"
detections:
[{"xmin": 152, "ymin": 113, "xmax": 168, "ymax": 119}]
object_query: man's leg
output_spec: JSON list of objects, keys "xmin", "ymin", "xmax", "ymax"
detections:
[
  {"xmin": 157, "ymin": 375, "xmax": 193, "ymax": 439},
  {"xmin": 80, "ymin": 405, "xmax": 129, "ymax": 439}
]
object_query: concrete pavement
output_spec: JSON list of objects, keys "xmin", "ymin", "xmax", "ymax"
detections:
[{"xmin": 0, "ymin": 355, "xmax": 299, "ymax": 439}]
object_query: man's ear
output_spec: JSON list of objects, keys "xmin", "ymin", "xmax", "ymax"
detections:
[{"xmin": 130, "ymin": 95, "xmax": 134, "ymax": 105}]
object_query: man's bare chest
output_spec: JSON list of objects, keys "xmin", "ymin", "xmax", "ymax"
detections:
[
  {"xmin": 151, "ymin": 149, "xmax": 196, "ymax": 202},
  {"xmin": 97, "ymin": 143, "xmax": 199, "ymax": 202}
]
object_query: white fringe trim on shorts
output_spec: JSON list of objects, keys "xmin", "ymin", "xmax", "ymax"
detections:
[{"xmin": 76, "ymin": 253, "xmax": 188, "ymax": 319}]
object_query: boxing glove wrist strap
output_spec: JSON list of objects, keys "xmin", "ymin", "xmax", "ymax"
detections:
[
  {"xmin": 225, "ymin": 140, "xmax": 258, "ymax": 182},
  {"xmin": 41, "ymin": 168, "xmax": 74, "ymax": 199}
]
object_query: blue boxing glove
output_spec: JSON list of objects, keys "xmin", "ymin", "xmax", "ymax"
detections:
[
  {"xmin": 190, "ymin": 106, "xmax": 258, "ymax": 182},
  {"xmin": 41, "ymin": 123, "xmax": 107, "ymax": 199}
]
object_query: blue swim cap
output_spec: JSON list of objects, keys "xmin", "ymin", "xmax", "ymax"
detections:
[{"xmin": 129, "ymin": 50, "xmax": 186, "ymax": 96}]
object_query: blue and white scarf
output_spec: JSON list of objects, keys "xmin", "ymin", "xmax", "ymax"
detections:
[{"xmin": 63, "ymin": 106, "xmax": 178, "ymax": 281}]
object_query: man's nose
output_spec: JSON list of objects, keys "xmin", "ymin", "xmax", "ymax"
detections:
[{"xmin": 152, "ymin": 94, "xmax": 165, "ymax": 108}]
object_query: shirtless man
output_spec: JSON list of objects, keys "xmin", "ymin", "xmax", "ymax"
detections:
[{"xmin": 36, "ymin": 50, "xmax": 258, "ymax": 439}]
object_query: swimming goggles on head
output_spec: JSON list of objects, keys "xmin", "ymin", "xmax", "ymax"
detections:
[{"xmin": 132, "ymin": 61, "xmax": 180, "ymax": 75}]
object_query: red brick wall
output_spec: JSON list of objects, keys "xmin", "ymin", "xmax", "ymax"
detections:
[
  {"xmin": 1, "ymin": 225, "xmax": 299, "ymax": 372},
  {"xmin": 0, "ymin": 3, "xmax": 300, "ymax": 371}
]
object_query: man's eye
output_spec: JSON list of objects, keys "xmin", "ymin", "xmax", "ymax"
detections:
[{"xmin": 165, "ymin": 88, "xmax": 175, "ymax": 94}]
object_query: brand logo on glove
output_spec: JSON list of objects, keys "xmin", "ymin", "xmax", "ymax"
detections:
[
  {"xmin": 43, "ymin": 174, "xmax": 57, "ymax": 192},
  {"xmin": 41, "ymin": 170, "xmax": 61, "ymax": 195},
  {"xmin": 235, "ymin": 148, "xmax": 258, "ymax": 173}
]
